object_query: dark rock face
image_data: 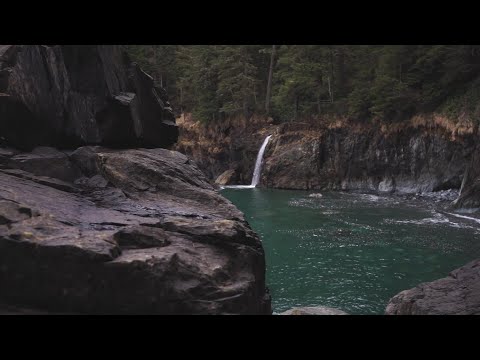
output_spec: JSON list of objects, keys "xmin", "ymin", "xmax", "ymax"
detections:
[
  {"xmin": 0, "ymin": 45, "xmax": 178, "ymax": 150},
  {"xmin": 175, "ymin": 114, "xmax": 475, "ymax": 195},
  {"xmin": 263, "ymin": 122, "xmax": 475, "ymax": 193},
  {"xmin": 453, "ymin": 143, "xmax": 480, "ymax": 209},
  {"xmin": 385, "ymin": 259, "xmax": 480, "ymax": 315},
  {"xmin": 0, "ymin": 146, "xmax": 271, "ymax": 314}
]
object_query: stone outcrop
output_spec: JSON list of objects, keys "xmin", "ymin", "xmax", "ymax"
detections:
[
  {"xmin": 0, "ymin": 146, "xmax": 271, "ymax": 314},
  {"xmin": 0, "ymin": 45, "xmax": 178, "ymax": 150},
  {"xmin": 385, "ymin": 259, "xmax": 480, "ymax": 315},
  {"xmin": 215, "ymin": 169, "xmax": 237, "ymax": 186},
  {"xmin": 279, "ymin": 306, "xmax": 348, "ymax": 315}
]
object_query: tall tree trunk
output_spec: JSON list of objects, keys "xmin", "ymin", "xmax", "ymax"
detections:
[
  {"xmin": 180, "ymin": 86, "xmax": 183, "ymax": 113},
  {"xmin": 152, "ymin": 45, "xmax": 158, "ymax": 82},
  {"xmin": 294, "ymin": 96, "xmax": 299, "ymax": 121},
  {"xmin": 243, "ymin": 60, "xmax": 248, "ymax": 118},
  {"xmin": 327, "ymin": 76, "xmax": 333, "ymax": 102},
  {"xmin": 317, "ymin": 92, "xmax": 321, "ymax": 116},
  {"xmin": 329, "ymin": 46, "xmax": 334, "ymax": 102},
  {"xmin": 336, "ymin": 46, "xmax": 346, "ymax": 97},
  {"xmin": 265, "ymin": 45, "xmax": 276, "ymax": 114}
]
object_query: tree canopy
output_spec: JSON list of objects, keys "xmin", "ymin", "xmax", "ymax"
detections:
[{"xmin": 126, "ymin": 45, "xmax": 480, "ymax": 123}]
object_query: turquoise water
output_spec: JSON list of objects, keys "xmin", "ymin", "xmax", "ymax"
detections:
[{"xmin": 221, "ymin": 188, "xmax": 480, "ymax": 314}]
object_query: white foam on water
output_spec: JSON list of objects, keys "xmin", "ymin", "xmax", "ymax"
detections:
[
  {"xmin": 384, "ymin": 210, "xmax": 480, "ymax": 232},
  {"xmin": 385, "ymin": 211, "xmax": 453, "ymax": 226},
  {"xmin": 221, "ymin": 185, "xmax": 255, "ymax": 190},
  {"xmin": 454, "ymin": 207, "xmax": 480, "ymax": 214},
  {"xmin": 445, "ymin": 212, "xmax": 480, "ymax": 225}
]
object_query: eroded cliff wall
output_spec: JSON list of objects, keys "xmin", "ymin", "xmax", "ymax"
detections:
[{"xmin": 176, "ymin": 114, "xmax": 477, "ymax": 198}]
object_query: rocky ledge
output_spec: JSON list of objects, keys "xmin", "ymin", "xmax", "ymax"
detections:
[
  {"xmin": 0, "ymin": 146, "xmax": 271, "ymax": 314},
  {"xmin": 385, "ymin": 259, "xmax": 480, "ymax": 315}
]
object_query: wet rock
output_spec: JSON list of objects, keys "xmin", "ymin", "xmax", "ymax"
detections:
[
  {"xmin": 0, "ymin": 146, "xmax": 271, "ymax": 314},
  {"xmin": 385, "ymin": 259, "xmax": 480, "ymax": 315},
  {"xmin": 280, "ymin": 306, "xmax": 348, "ymax": 315}
]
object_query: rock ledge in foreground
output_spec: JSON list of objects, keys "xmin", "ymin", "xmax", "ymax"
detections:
[{"xmin": 385, "ymin": 259, "xmax": 480, "ymax": 315}]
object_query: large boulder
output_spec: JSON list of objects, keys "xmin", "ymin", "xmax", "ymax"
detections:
[
  {"xmin": 385, "ymin": 259, "xmax": 480, "ymax": 315},
  {"xmin": 0, "ymin": 45, "xmax": 178, "ymax": 150},
  {"xmin": 0, "ymin": 146, "xmax": 271, "ymax": 314}
]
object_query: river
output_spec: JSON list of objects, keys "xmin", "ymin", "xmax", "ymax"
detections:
[{"xmin": 221, "ymin": 188, "xmax": 480, "ymax": 314}]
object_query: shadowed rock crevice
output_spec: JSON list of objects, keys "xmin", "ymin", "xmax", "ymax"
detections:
[{"xmin": 0, "ymin": 45, "xmax": 178, "ymax": 150}]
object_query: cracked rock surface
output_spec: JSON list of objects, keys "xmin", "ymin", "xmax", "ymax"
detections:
[{"xmin": 0, "ymin": 146, "xmax": 271, "ymax": 314}]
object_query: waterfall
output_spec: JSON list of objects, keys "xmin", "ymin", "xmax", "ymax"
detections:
[
  {"xmin": 220, "ymin": 134, "xmax": 272, "ymax": 189},
  {"xmin": 251, "ymin": 135, "xmax": 272, "ymax": 187}
]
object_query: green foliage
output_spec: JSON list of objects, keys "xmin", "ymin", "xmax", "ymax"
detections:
[{"xmin": 126, "ymin": 45, "xmax": 480, "ymax": 123}]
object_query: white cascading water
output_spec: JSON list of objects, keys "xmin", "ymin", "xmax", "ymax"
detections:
[
  {"xmin": 251, "ymin": 135, "xmax": 272, "ymax": 187},
  {"xmin": 222, "ymin": 135, "xmax": 272, "ymax": 189}
]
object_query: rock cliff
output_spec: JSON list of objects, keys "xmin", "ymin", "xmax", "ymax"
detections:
[
  {"xmin": 263, "ymin": 116, "xmax": 477, "ymax": 193},
  {"xmin": 0, "ymin": 45, "xmax": 178, "ymax": 150},
  {"xmin": 175, "ymin": 113, "xmax": 478, "ymax": 198}
]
